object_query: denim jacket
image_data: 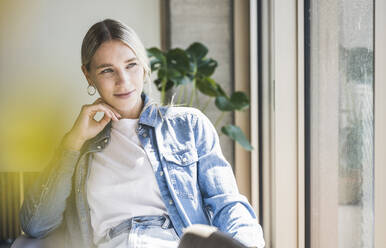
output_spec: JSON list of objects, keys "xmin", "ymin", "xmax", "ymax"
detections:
[{"xmin": 19, "ymin": 93, "xmax": 265, "ymax": 248}]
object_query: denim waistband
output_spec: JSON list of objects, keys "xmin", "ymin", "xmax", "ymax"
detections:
[{"xmin": 108, "ymin": 214, "xmax": 174, "ymax": 240}]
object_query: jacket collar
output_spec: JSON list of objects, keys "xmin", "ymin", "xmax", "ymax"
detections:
[
  {"xmin": 138, "ymin": 92, "xmax": 164, "ymax": 127},
  {"xmin": 80, "ymin": 92, "xmax": 161, "ymax": 154}
]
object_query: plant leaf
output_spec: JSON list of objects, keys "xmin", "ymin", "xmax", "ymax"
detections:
[
  {"xmin": 164, "ymin": 80, "xmax": 175, "ymax": 91},
  {"xmin": 186, "ymin": 42, "xmax": 208, "ymax": 60},
  {"xmin": 221, "ymin": 125, "xmax": 253, "ymax": 151},
  {"xmin": 215, "ymin": 84, "xmax": 227, "ymax": 97},
  {"xmin": 215, "ymin": 96, "xmax": 234, "ymax": 111},
  {"xmin": 150, "ymin": 60, "xmax": 162, "ymax": 71},
  {"xmin": 197, "ymin": 78, "xmax": 220, "ymax": 97},
  {"xmin": 167, "ymin": 68, "xmax": 182, "ymax": 79},
  {"xmin": 153, "ymin": 78, "xmax": 162, "ymax": 90},
  {"xmin": 167, "ymin": 48, "xmax": 190, "ymax": 73},
  {"xmin": 147, "ymin": 47, "xmax": 165, "ymax": 64},
  {"xmin": 198, "ymin": 58, "xmax": 218, "ymax": 77},
  {"xmin": 230, "ymin": 92, "xmax": 250, "ymax": 110},
  {"xmin": 158, "ymin": 68, "xmax": 167, "ymax": 79},
  {"xmin": 153, "ymin": 78, "xmax": 174, "ymax": 91}
]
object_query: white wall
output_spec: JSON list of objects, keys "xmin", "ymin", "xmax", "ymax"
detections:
[{"xmin": 0, "ymin": 0, "xmax": 161, "ymax": 171}]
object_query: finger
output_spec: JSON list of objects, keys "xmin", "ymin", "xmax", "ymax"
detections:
[
  {"xmin": 96, "ymin": 103, "xmax": 121, "ymax": 118},
  {"xmin": 92, "ymin": 98, "xmax": 122, "ymax": 119},
  {"xmin": 86, "ymin": 105, "xmax": 113, "ymax": 120},
  {"xmin": 96, "ymin": 106, "xmax": 119, "ymax": 122},
  {"xmin": 85, "ymin": 103, "xmax": 121, "ymax": 122},
  {"xmin": 102, "ymin": 103, "xmax": 121, "ymax": 118},
  {"xmin": 101, "ymin": 108, "xmax": 118, "ymax": 121},
  {"xmin": 92, "ymin": 97, "xmax": 103, "ymax": 104},
  {"xmin": 98, "ymin": 110, "xmax": 112, "ymax": 125},
  {"xmin": 108, "ymin": 109, "xmax": 119, "ymax": 121}
]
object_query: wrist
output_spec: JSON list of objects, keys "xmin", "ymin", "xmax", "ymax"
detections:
[{"xmin": 62, "ymin": 132, "xmax": 85, "ymax": 151}]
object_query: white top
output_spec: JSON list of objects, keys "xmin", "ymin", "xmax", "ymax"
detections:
[{"xmin": 86, "ymin": 118, "xmax": 167, "ymax": 245}]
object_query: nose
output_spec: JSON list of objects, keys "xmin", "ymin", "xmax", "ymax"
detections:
[{"xmin": 115, "ymin": 68, "xmax": 130, "ymax": 85}]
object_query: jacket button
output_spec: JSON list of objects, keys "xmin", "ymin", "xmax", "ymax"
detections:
[
  {"xmin": 182, "ymin": 157, "xmax": 188, "ymax": 162},
  {"xmin": 160, "ymin": 171, "xmax": 164, "ymax": 176},
  {"xmin": 97, "ymin": 145, "xmax": 102, "ymax": 149},
  {"xmin": 169, "ymin": 200, "xmax": 173, "ymax": 205},
  {"xmin": 104, "ymin": 139, "xmax": 108, "ymax": 143},
  {"xmin": 142, "ymin": 132, "xmax": 148, "ymax": 137}
]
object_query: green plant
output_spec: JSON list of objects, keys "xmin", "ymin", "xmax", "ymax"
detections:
[{"xmin": 147, "ymin": 42, "xmax": 253, "ymax": 151}]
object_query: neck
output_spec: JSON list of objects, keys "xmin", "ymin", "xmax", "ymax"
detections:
[{"xmin": 119, "ymin": 98, "xmax": 144, "ymax": 119}]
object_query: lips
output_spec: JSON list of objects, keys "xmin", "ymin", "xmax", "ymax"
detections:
[{"xmin": 114, "ymin": 89, "xmax": 135, "ymax": 97}]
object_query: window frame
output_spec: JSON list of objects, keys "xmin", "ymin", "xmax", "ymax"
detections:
[
  {"xmin": 374, "ymin": 0, "xmax": 386, "ymax": 246},
  {"xmin": 237, "ymin": 0, "xmax": 305, "ymax": 247}
]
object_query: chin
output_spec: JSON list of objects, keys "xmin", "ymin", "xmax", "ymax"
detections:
[{"xmin": 116, "ymin": 99, "xmax": 141, "ymax": 112}]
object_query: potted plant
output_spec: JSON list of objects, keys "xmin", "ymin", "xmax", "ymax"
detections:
[{"xmin": 147, "ymin": 42, "xmax": 253, "ymax": 151}]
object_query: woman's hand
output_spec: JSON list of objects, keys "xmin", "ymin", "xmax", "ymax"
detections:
[{"xmin": 62, "ymin": 98, "xmax": 121, "ymax": 151}]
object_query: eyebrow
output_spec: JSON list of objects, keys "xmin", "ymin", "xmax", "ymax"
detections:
[{"xmin": 95, "ymin": 57, "xmax": 138, "ymax": 70}]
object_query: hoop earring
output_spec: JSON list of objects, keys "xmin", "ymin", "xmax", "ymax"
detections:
[{"xmin": 87, "ymin": 84, "xmax": 96, "ymax": 96}]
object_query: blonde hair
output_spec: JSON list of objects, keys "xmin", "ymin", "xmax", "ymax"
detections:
[{"xmin": 81, "ymin": 18, "xmax": 151, "ymax": 85}]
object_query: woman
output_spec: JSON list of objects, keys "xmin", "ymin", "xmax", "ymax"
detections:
[{"xmin": 19, "ymin": 19, "xmax": 265, "ymax": 248}]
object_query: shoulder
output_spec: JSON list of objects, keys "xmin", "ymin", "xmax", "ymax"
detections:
[
  {"xmin": 160, "ymin": 105, "xmax": 207, "ymax": 124},
  {"xmin": 146, "ymin": 103, "xmax": 215, "ymax": 134},
  {"xmin": 159, "ymin": 105, "xmax": 216, "ymax": 136}
]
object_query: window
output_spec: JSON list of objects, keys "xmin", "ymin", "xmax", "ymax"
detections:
[
  {"xmin": 307, "ymin": 1, "xmax": 374, "ymax": 247},
  {"xmin": 251, "ymin": 0, "xmax": 386, "ymax": 247}
]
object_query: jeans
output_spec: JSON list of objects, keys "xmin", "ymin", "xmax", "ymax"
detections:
[{"xmin": 97, "ymin": 215, "xmax": 180, "ymax": 248}]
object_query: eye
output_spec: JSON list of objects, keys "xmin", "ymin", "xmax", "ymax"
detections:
[
  {"xmin": 127, "ymin": 62, "xmax": 137, "ymax": 68},
  {"xmin": 101, "ymin": 68, "xmax": 113, "ymax": 74}
]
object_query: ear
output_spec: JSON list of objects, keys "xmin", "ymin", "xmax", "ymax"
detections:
[{"xmin": 81, "ymin": 65, "xmax": 93, "ymax": 86}]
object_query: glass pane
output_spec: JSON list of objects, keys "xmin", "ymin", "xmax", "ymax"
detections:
[{"xmin": 309, "ymin": 0, "xmax": 374, "ymax": 247}]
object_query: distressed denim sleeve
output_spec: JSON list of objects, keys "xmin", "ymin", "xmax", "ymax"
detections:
[
  {"xmin": 19, "ymin": 135, "xmax": 80, "ymax": 239},
  {"xmin": 193, "ymin": 110, "xmax": 265, "ymax": 248}
]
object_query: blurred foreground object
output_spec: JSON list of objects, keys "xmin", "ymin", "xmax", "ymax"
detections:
[{"xmin": 178, "ymin": 224, "xmax": 248, "ymax": 248}]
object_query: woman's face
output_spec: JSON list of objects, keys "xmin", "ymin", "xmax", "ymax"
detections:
[{"xmin": 82, "ymin": 39, "xmax": 145, "ymax": 118}]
